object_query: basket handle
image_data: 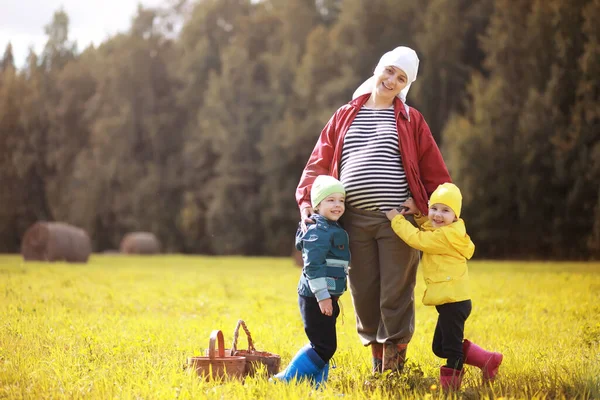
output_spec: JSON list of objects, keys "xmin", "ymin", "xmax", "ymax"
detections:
[
  {"xmin": 230, "ymin": 319, "xmax": 256, "ymax": 356},
  {"xmin": 208, "ymin": 330, "xmax": 225, "ymax": 359}
]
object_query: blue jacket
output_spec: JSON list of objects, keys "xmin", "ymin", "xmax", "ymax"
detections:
[{"xmin": 296, "ymin": 214, "xmax": 351, "ymax": 301}]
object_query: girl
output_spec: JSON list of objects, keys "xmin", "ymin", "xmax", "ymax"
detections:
[{"xmin": 386, "ymin": 183, "xmax": 503, "ymax": 390}]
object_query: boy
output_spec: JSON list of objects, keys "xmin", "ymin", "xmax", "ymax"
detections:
[
  {"xmin": 272, "ymin": 175, "xmax": 350, "ymax": 387},
  {"xmin": 385, "ymin": 183, "xmax": 503, "ymax": 391}
]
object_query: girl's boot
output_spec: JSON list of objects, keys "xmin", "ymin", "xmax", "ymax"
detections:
[
  {"xmin": 462, "ymin": 339, "xmax": 503, "ymax": 381},
  {"xmin": 271, "ymin": 344, "xmax": 326, "ymax": 384},
  {"xmin": 371, "ymin": 343, "xmax": 383, "ymax": 373},
  {"xmin": 440, "ymin": 366, "xmax": 464, "ymax": 391}
]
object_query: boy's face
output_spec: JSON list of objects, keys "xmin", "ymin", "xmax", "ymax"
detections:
[
  {"xmin": 315, "ymin": 193, "xmax": 345, "ymax": 221},
  {"xmin": 428, "ymin": 203, "xmax": 457, "ymax": 228}
]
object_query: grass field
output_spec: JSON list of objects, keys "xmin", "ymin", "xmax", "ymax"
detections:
[{"xmin": 1, "ymin": 255, "xmax": 599, "ymax": 399}]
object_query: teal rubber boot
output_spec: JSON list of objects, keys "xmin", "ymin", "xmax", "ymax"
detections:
[
  {"xmin": 314, "ymin": 363, "xmax": 329, "ymax": 388},
  {"xmin": 270, "ymin": 344, "xmax": 326, "ymax": 384}
]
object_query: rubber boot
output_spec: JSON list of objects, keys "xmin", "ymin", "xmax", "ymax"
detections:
[
  {"xmin": 382, "ymin": 342, "xmax": 407, "ymax": 373},
  {"xmin": 314, "ymin": 363, "xmax": 329, "ymax": 389},
  {"xmin": 440, "ymin": 366, "xmax": 464, "ymax": 391},
  {"xmin": 463, "ymin": 339, "xmax": 503, "ymax": 381},
  {"xmin": 270, "ymin": 344, "xmax": 326, "ymax": 384},
  {"xmin": 371, "ymin": 343, "xmax": 383, "ymax": 374}
]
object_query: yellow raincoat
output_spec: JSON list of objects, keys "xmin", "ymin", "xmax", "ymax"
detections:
[{"xmin": 390, "ymin": 214, "xmax": 475, "ymax": 306}]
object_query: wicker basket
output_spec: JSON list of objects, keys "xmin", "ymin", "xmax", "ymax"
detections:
[
  {"xmin": 187, "ymin": 330, "xmax": 246, "ymax": 381},
  {"xmin": 229, "ymin": 319, "xmax": 280, "ymax": 377}
]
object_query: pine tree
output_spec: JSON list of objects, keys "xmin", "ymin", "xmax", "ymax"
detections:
[
  {"xmin": 413, "ymin": 0, "xmax": 494, "ymax": 141},
  {"xmin": 175, "ymin": 0, "xmax": 253, "ymax": 252},
  {"xmin": 579, "ymin": 0, "xmax": 600, "ymax": 258},
  {"xmin": 45, "ymin": 53, "xmax": 97, "ymax": 235},
  {"xmin": 17, "ymin": 49, "xmax": 54, "ymax": 226},
  {"xmin": 255, "ymin": 0, "xmax": 322, "ymax": 254},
  {"xmin": 1, "ymin": 43, "xmax": 15, "ymax": 72},
  {"xmin": 41, "ymin": 9, "xmax": 76, "ymax": 72},
  {"xmin": 550, "ymin": 0, "xmax": 599, "ymax": 258},
  {"xmin": 444, "ymin": 0, "xmax": 597, "ymax": 259},
  {"xmin": 0, "ymin": 64, "xmax": 27, "ymax": 251},
  {"xmin": 443, "ymin": 0, "xmax": 535, "ymax": 258},
  {"xmin": 200, "ymin": 4, "xmax": 282, "ymax": 254},
  {"xmin": 76, "ymin": 8, "xmax": 184, "ymax": 251}
]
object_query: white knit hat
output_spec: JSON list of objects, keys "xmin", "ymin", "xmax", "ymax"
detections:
[{"xmin": 352, "ymin": 46, "xmax": 420, "ymax": 116}]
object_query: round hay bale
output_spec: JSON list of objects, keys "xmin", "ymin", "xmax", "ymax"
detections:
[
  {"xmin": 21, "ymin": 222, "xmax": 92, "ymax": 263},
  {"xmin": 120, "ymin": 232, "xmax": 161, "ymax": 254},
  {"xmin": 101, "ymin": 249, "xmax": 121, "ymax": 254}
]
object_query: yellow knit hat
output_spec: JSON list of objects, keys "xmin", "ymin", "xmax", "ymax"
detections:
[{"xmin": 429, "ymin": 183, "xmax": 462, "ymax": 218}]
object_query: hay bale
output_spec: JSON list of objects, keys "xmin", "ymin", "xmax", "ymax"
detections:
[
  {"xmin": 101, "ymin": 249, "xmax": 121, "ymax": 254},
  {"xmin": 21, "ymin": 222, "xmax": 92, "ymax": 263},
  {"xmin": 119, "ymin": 232, "xmax": 161, "ymax": 254}
]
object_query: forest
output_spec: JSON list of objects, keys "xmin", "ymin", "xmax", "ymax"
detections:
[{"xmin": 0, "ymin": 0, "xmax": 598, "ymax": 259}]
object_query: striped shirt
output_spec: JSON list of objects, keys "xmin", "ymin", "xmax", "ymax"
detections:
[{"xmin": 339, "ymin": 106, "xmax": 410, "ymax": 211}]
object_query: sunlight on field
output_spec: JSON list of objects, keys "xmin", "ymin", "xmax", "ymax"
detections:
[{"xmin": 1, "ymin": 255, "xmax": 599, "ymax": 399}]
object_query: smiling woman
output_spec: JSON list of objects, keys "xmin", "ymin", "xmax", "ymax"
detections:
[{"xmin": 296, "ymin": 46, "xmax": 452, "ymax": 375}]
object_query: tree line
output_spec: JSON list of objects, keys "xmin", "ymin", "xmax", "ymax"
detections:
[{"xmin": 0, "ymin": 0, "xmax": 598, "ymax": 259}]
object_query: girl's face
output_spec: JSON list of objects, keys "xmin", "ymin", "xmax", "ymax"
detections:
[
  {"xmin": 428, "ymin": 203, "xmax": 457, "ymax": 228},
  {"xmin": 373, "ymin": 65, "xmax": 409, "ymax": 102},
  {"xmin": 315, "ymin": 193, "xmax": 346, "ymax": 221}
]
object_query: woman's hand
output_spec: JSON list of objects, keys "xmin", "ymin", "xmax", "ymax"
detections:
[
  {"xmin": 400, "ymin": 197, "xmax": 419, "ymax": 215},
  {"xmin": 318, "ymin": 298, "xmax": 333, "ymax": 316},
  {"xmin": 300, "ymin": 206, "xmax": 315, "ymax": 233}
]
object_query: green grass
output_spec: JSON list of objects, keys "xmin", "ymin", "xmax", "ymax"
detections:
[{"xmin": 1, "ymin": 255, "xmax": 599, "ymax": 399}]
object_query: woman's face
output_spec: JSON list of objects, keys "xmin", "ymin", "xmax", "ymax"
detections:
[{"xmin": 373, "ymin": 65, "xmax": 409, "ymax": 102}]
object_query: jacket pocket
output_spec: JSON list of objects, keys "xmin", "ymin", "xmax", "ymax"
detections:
[
  {"xmin": 326, "ymin": 258, "xmax": 348, "ymax": 294},
  {"xmin": 331, "ymin": 231, "xmax": 350, "ymax": 261},
  {"xmin": 326, "ymin": 276, "xmax": 347, "ymax": 294},
  {"xmin": 423, "ymin": 262, "xmax": 469, "ymax": 306},
  {"xmin": 422, "ymin": 279, "xmax": 470, "ymax": 306},
  {"xmin": 426, "ymin": 262, "xmax": 468, "ymax": 284}
]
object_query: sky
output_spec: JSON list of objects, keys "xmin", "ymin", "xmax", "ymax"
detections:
[{"xmin": 0, "ymin": 0, "xmax": 165, "ymax": 67}]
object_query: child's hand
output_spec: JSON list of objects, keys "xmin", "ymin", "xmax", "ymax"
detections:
[
  {"xmin": 318, "ymin": 298, "xmax": 333, "ymax": 316},
  {"xmin": 400, "ymin": 197, "xmax": 418, "ymax": 215},
  {"xmin": 385, "ymin": 208, "xmax": 401, "ymax": 221}
]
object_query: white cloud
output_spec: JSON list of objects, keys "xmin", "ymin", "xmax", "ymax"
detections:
[{"xmin": 0, "ymin": 0, "xmax": 165, "ymax": 67}]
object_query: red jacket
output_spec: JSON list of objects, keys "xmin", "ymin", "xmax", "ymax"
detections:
[{"xmin": 296, "ymin": 94, "xmax": 451, "ymax": 215}]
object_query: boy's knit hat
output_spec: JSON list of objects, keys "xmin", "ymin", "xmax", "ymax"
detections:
[
  {"xmin": 429, "ymin": 183, "xmax": 462, "ymax": 218},
  {"xmin": 311, "ymin": 175, "xmax": 346, "ymax": 209}
]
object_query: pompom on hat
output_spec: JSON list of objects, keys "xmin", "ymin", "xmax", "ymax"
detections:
[
  {"xmin": 311, "ymin": 175, "xmax": 346, "ymax": 209},
  {"xmin": 352, "ymin": 46, "xmax": 420, "ymax": 116},
  {"xmin": 429, "ymin": 183, "xmax": 463, "ymax": 218}
]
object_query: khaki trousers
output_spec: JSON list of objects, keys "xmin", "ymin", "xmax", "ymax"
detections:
[{"xmin": 341, "ymin": 204, "xmax": 420, "ymax": 346}]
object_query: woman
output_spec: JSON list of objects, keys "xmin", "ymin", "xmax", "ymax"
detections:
[{"xmin": 295, "ymin": 46, "xmax": 451, "ymax": 374}]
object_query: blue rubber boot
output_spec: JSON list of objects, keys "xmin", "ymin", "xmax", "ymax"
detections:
[
  {"xmin": 314, "ymin": 363, "xmax": 329, "ymax": 389},
  {"xmin": 270, "ymin": 344, "xmax": 326, "ymax": 384}
]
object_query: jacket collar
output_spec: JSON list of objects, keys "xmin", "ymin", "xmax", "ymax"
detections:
[
  {"xmin": 313, "ymin": 213, "xmax": 340, "ymax": 227},
  {"xmin": 348, "ymin": 93, "xmax": 410, "ymax": 121}
]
